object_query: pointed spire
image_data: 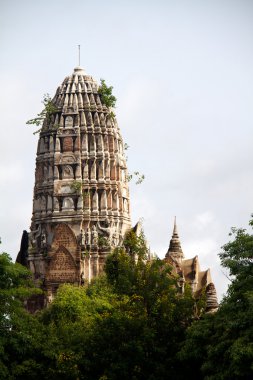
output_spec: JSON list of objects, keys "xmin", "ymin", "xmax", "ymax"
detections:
[
  {"xmin": 165, "ymin": 217, "xmax": 184, "ymax": 263},
  {"xmin": 173, "ymin": 216, "xmax": 178, "ymax": 236}
]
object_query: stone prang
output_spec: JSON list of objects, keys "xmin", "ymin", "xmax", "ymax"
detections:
[
  {"xmin": 165, "ymin": 218, "xmax": 219, "ymax": 313},
  {"xmin": 27, "ymin": 66, "xmax": 131, "ymax": 304}
]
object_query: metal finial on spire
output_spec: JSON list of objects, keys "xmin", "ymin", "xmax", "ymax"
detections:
[{"xmin": 78, "ymin": 45, "xmax": 81, "ymax": 66}]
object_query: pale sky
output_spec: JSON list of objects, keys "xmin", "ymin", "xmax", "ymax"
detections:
[{"xmin": 0, "ymin": 0, "xmax": 253, "ymax": 300}]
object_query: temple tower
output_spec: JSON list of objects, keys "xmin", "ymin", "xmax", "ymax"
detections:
[
  {"xmin": 165, "ymin": 220, "xmax": 218, "ymax": 312},
  {"xmin": 165, "ymin": 217, "xmax": 184, "ymax": 264},
  {"xmin": 27, "ymin": 66, "xmax": 131, "ymax": 300}
]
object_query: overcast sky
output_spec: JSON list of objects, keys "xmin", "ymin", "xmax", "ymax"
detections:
[{"xmin": 0, "ymin": 0, "xmax": 253, "ymax": 300}]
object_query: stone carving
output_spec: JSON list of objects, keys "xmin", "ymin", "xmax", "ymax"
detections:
[
  {"xmin": 83, "ymin": 161, "xmax": 88, "ymax": 181},
  {"xmin": 60, "ymin": 153, "xmax": 76, "ymax": 164},
  {"xmin": 97, "ymin": 219, "xmax": 118, "ymax": 246},
  {"xmin": 92, "ymin": 191, "xmax": 98, "ymax": 212},
  {"xmin": 80, "ymin": 229, "xmax": 85, "ymax": 246},
  {"xmin": 47, "ymin": 195, "xmax": 53, "ymax": 212},
  {"xmin": 123, "ymin": 198, "xmax": 128, "ymax": 213},
  {"xmin": 41, "ymin": 229, "xmax": 47, "ymax": 248},
  {"xmin": 81, "ymin": 134, "xmax": 88, "ymax": 152},
  {"xmin": 62, "ymin": 197, "xmax": 74, "ymax": 211},
  {"xmin": 49, "ymin": 136, "xmax": 54, "ymax": 152},
  {"xmin": 77, "ymin": 195, "xmax": 83, "ymax": 210},
  {"xmin": 91, "ymin": 225, "xmax": 98, "ymax": 245},
  {"xmin": 98, "ymin": 162, "xmax": 105, "ymax": 182},
  {"xmin": 62, "ymin": 165, "xmax": 74, "ymax": 179},
  {"xmin": 41, "ymin": 196, "xmax": 46, "ymax": 212},
  {"xmin": 65, "ymin": 116, "xmax": 73, "ymax": 128},
  {"xmin": 85, "ymin": 229, "xmax": 91, "ymax": 245},
  {"xmin": 97, "ymin": 218, "xmax": 111, "ymax": 237},
  {"xmin": 55, "ymin": 137, "xmax": 61, "ymax": 152},
  {"xmin": 54, "ymin": 166, "xmax": 59, "ymax": 179},
  {"xmin": 28, "ymin": 224, "xmax": 42, "ymax": 251},
  {"xmin": 53, "ymin": 197, "xmax": 59, "ymax": 212},
  {"xmin": 111, "ymin": 231, "xmax": 118, "ymax": 246},
  {"xmin": 75, "ymin": 164, "xmax": 82, "ymax": 179},
  {"xmin": 90, "ymin": 160, "xmax": 96, "ymax": 181}
]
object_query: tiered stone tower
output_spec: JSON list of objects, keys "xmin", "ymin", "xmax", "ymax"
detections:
[
  {"xmin": 27, "ymin": 66, "xmax": 131, "ymax": 300},
  {"xmin": 165, "ymin": 218, "xmax": 219, "ymax": 312}
]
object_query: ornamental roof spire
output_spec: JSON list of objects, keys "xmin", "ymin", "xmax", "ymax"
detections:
[{"xmin": 165, "ymin": 217, "xmax": 184, "ymax": 263}]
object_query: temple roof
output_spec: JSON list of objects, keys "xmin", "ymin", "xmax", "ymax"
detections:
[{"xmin": 164, "ymin": 219, "xmax": 219, "ymax": 312}]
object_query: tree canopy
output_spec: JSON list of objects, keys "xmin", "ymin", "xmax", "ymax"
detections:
[
  {"xmin": 180, "ymin": 217, "xmax": 253, "ymax": 380},
  {"xmin": 1, "ymin": 219, "xmax": 253, "ymax": 379}
]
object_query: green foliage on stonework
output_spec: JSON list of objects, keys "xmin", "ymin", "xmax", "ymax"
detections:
[
  {"xmin": 70, "ymin": 180, "xmax": 82, "ymax": 193},
  {"xmin": 98, "ymin": 235, "xmax": 110, "ymax": 248},
  {"xmin": 98, "ymin": 79, "xmax": 117, "ymax": 108},
  {"xmin": 26, "ymin": 93, "xmax": 58, "ymax": 135},
  {"xmin": 127, "ymin": 171, "xmax": 145, "ymax": 185}
]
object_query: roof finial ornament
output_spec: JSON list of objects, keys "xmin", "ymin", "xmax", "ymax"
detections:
[
  {"xmin": 173, "ymin": 216, "xmax": 178, "ymax": 236},
  {"xmin": 78, "ymin": 44, "xmax": 81, "ymax": 66},
  {"xmin": 73, "ymin": 46, "xmax": 85, "ymax": 75}
]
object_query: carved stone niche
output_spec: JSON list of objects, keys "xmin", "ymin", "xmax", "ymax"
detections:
[
  {"xmin": 62, "ymin": 165, "xmax": 74, "ymax": 179},
  {"xmin": 60, "ymin": 153, "xmax": 76, "ymax": 165},
  {"xmin": 62, "ymin": 197, "xmax": 74, "ymax": 211},
  {"xmin": 65, "ymin": 115, "xmax": 74, "ymax": 128}
]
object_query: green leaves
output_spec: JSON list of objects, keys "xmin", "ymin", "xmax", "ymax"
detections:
[
  {"xmin": 70, "ymin": 180, "xmax": 82, "ymax": 193},
  {"xmin": 127, "ymin": 171, "xmax": 145, "ymax": 185},
  {"xmin": 26, "ymin": 93, "xmax": 58, "ymax": 135},
  {"xmin": 6, "ymin": 215, "xmax": 253, "ymax": 379},
  {"xmin": 180, "ymin": 216, "xmax": 253, "ymax": 380},
  {"xmin": 98, "ymin": 79, "xmax": 117, "ymax": 108}
]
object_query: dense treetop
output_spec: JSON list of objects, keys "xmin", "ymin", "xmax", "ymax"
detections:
[{"xmin": 0, "ymin": 219, "xmax": 253, "ymax": 379}]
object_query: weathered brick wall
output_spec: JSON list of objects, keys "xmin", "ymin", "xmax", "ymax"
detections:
[
  {"xmin": 47, "ymin": 247, "xmax": 78, "ymax": 283},
  {"xmin": 47, "ymin": 224, "xmax": 79, "ymax": 283},
  {"xmin": 63, "ymin": 136, "xmax": 73, "ymax": 152}
]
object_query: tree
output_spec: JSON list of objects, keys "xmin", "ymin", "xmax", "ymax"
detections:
[
  {"xmin": 180, "ymin": 217, "xmax": 253, "ymax": 380},
  {"xmin": 26, "ymin": 93, "xmax": 58, "ymax": 134},
  {"xmin": 98, "ymin": 79, "xmax": 117, "ymax": 108},
  {"xmin": 0, "ymin": 252, "xmax": 42, "ymax": 379},
  {"xmin": 103, "ymin": 231, "xmax": 196, "ymax": 379},
  {"xmin": 17, "ymin": 230, "xmax": 195, "ymax": 380},
  {"xmin": 0, "ymin": 230, "xmax": 197, "ymax": 379}
]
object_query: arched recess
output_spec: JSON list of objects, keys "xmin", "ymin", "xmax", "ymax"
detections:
[
  {"xmin": 51, "ymin": 223, "xmax": 78, "ymax": 252},
  {"xmin": 47, "ymin": 224, "xmax": 79, "ymax": 283}
]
